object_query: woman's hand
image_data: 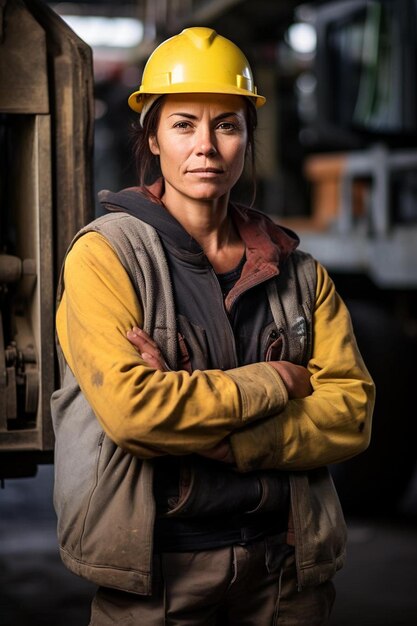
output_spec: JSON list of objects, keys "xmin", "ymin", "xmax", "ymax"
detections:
[
  {"xmin": 199, "ymin": 439, "xmax": 235, "ymax": 464},
  {"xmin": 127, "ymin": 327, "xmax": 168, "ymax": 371},
  {"xmin": 267, "ymin": 361, "xmax": 312, "ymax": 399},
  {"xmin": 127, "ymin": 327, "xmax": 311, "ymax": 400},
  {"xmin": 126, "ymin": 329, "xmax": 312, "ymax": 461},
  {"xmin": 127, "ymin": 327, "xmax": 235, "ymax": 464}
]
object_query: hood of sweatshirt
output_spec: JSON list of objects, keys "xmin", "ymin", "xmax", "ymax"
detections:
[{"xmin": 98, "ymin": 178, "xmax": 299, "ymax": 276}]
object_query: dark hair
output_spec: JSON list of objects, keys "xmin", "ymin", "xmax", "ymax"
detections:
[
  {"xmin": 132, "ymin": 97, "xmax": 165, "ymax": 187},
  {"xmin": 132, "ymin": 96, "xmax": 258, "ymax": 204}
]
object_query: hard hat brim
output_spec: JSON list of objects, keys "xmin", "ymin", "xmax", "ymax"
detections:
[{"xmin": 128, "ymin": 87, "xmax": 266, "ymax": 113}]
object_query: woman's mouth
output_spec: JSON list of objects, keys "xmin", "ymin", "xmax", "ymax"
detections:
[{"xmin": 187, "ymin": 167, "xmax": 224, "ymax": 177}]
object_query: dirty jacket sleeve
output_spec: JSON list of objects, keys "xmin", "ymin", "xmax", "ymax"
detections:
[
  {"xmin": 230, "ymin": 262, "xmax": 375, "ymax": 472},
  {"xmin": 56, "ymin": 231, "xmax": 288, "ymax": 458}
]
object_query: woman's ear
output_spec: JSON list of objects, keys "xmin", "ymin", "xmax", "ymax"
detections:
[{"xmin": 149, "ymin": 134, "xmax": 160, "ymax": 156}]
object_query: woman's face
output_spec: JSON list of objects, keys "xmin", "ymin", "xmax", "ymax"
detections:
[{"xmin": 149, "ymin": 93, "xmax": 248, "ymax": 206}]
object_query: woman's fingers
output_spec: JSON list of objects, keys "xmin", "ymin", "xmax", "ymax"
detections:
[
  {"xmin": 127, "ymin": 327, "xmax": 159, "ymax": 350},
  {"xmin": 127, "ymin": 327, "xmax": 168, "ymax": 371},
  {"xmin": 140, "ymin": 351, "xmax": 165, "ymax": 371}
]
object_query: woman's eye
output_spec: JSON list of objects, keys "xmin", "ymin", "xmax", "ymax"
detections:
[
  {"xmin": 173, "ymin": 121, "xmax": 192, "ymax": 130},
  {"xmin": 217, "ymin": 122, "xmax": 236, "ymax": 131}
]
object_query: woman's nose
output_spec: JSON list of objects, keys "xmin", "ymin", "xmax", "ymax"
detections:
[{"xmin": 195, "ymin": 126, "xmax": 217, "ymax": 156}]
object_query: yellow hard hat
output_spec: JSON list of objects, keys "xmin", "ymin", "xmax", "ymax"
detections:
[{"xmin": 128, "ymin": 27, "xmax": 266, "ymax": 113}]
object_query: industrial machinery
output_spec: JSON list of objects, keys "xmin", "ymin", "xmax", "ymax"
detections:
[{"xmin": 0, "ymin": 0, "xmax": 94, "ymax": 478}]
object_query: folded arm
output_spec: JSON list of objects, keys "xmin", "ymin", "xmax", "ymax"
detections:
[
  {"xmin": 127, "ymin": 327, "xmax": 313, "ymax": 464},
  {"xmin": 56, "ymin": 231, "xmax": 289, "ymax": 458},
  {"xmin": 230, "ymin": 263, "xmax": 375, "ymax": 472}
]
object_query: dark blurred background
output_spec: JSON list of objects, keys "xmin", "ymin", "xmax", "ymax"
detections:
[{"xmin": 1, "ymin": 0, "xmax": 417, "ymax": 624}]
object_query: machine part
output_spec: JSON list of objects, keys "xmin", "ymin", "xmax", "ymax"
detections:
[
  {"xmin": 25, "ymin": 366, "xmax": 39, "ymax": 414},
  {"xmin": 0, "ymin": 308, "xmax": 39, "ymax": 428},
  {"xmin": 0, "ymin": 0, "xmax": 93, "ymax": 472},
  {"xmin": 0, "ymin": 0, "xmax": 6, "ymax": 42},
  {"xmin": 0, "ymin": 254, "xmax": 36, "ymax": 284},
  {"xmin": 6, "ymin": 365, "xmax": 17, "ymax": 421},
  {"xmin": 0, "ymin": 254, "xmax": 22, "ymax": 283},
  {"xmin": 13, "ymin": 311, "xmax": 39, "ymax": 418},
  {"xmin": 0, "ymin": 311, "xmax": 7, "ymax": 430}
]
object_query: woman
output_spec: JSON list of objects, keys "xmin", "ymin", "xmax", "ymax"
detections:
[{"xmin": 51, "ymin": 27, "xmax": 375, "ymax": 625}]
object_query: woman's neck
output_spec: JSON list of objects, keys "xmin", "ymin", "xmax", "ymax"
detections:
[{"xmin": 161, "ymin": 190, "xmax": 244, "ymax": 273}]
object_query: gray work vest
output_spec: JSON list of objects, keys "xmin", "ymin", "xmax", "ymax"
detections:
[{"xmin": 51, "ymin": 212, "xmax": 347, "ymax": 595}]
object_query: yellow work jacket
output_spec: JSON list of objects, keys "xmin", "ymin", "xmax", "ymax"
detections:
[{"xmin": 52, "ymin": 187, "xmax": 375, "ymax": 594}]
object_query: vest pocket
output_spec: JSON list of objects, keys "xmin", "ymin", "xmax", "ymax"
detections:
[
  {"xmin": 164, "ymin": 457, "xmax": 290, "ymax": 519},
  {"xmin": 177, "ymin": 334, "xmax": 192, "ymax": 374},
  {"xmin": 164, "ymin": 457, "xmax": 263, "ymax": 518},
  {"xmin": 263, "ymin": 310, "xmax": 310, "ymax": 365},
  {"xmin": 176, "ymin": 314, "xmax": 210, "ymax": 371},
  {"xmin": 262, "ymin": 322, "xmax": 285, "ymax": 362},
  {"xmin": 79, "ymin": 431, "xmax": 105, "ymax": 556}
]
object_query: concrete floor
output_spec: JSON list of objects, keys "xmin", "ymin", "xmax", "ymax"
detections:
[{"xmin": 1, "ymin": 465, "xmax": 416, "ymax": 626}]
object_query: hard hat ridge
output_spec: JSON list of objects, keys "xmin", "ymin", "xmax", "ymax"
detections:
[{"xmin": 184, "ymin": 26, "xmax": 217, "ymax": 49}]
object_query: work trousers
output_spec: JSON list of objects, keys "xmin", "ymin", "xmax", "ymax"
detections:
[{"xmin": 89, "ymin": 536, "xmax": 335, "ymax": 625}]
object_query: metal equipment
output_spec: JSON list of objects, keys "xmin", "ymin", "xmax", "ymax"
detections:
[{"xmin": 0, "ymin": 0, "xmax": 94, "ymax": 477}]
